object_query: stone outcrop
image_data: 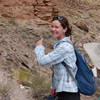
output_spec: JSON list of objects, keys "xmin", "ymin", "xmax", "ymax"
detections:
[
  {"xmin": 0, "ymin": 18, "xmax": 51, "ymax": 100},
  {"xmin": 0, "ymin": 0, "xmax": 58, "ymax": 21},
  {"xmin": 74, "ymin": 20, "xmax": 89, "ymax": 32},
  {"xmin": 33, "ymin": 0, "xmax": 58, "ymax": 21}
]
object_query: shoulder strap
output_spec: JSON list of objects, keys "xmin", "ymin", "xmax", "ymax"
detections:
[
  {"xmin": 61, "ymin": 40, "xmax": 78, "ymax": 83},
  {"xmin": 61, "ymin": 61, "xmax": 77, "ymax": 84}
]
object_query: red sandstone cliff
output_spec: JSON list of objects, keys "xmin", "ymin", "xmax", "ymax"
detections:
[{"xmin": 0, "ymin": 0, "xmax": 58, "ymax": 21}]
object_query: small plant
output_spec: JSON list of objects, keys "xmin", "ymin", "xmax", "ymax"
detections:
[
  {"xmin": 13, "ymin": 68, "xmax": 51, "ymax": 100},
  {"xmin": 0, "ymin": 83, "xmax": 10, "ymax": 99},
  {"xmin": 13, "ymin": 68, "xmax": 33, "ymax": 86},
  {"xmin": 31, "ymin": 70, "xmax": 51, "ymax": 100}
]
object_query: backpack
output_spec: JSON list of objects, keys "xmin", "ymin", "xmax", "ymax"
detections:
[{"xmin": 61, "ymin": 42, "xmax": 96, "ymax": 96}]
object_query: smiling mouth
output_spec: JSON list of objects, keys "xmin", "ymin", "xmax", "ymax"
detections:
[{"xmin": 52, "ymin": 32, "xmax": 58, "ymax": 35}]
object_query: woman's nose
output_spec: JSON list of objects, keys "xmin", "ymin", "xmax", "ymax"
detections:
[{"xmin": 51, "ymin": 27, "xmax": 56, "ymax": 31}]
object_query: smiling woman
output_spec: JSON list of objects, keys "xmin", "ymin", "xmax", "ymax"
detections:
[
  {"xmin": 34, "ymin": 16, "xmax": 80, "ymax": 100},
  {"xmin": 50, "ymin": 20, "xmax": 66, "ymax": 40},
  {"xmin": 50, "ymin": 16, "xmax": 72, "ymax": 40}
]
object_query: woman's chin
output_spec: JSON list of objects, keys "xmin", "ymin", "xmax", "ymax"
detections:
[
  {"xmin": 52, "ymin": 36, "xmax": 58, "ymax": 39},
  {"xmin": 52, "ymin": 35, "xmax": 59, "ymax": 39}
]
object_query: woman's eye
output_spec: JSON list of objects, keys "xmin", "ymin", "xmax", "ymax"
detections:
[
  {"xmin": 50, "ymin": 25, "xmax": 59, "ymax": 29},
  {"xmin": 55, "ymin": 26, "xmax": 59, "ymax": 29},
  {"xmin": 51, "ymin": 25, "xmax": 54, "ymax": 28}
]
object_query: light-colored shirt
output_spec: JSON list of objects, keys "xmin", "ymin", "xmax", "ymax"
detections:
[{"xmin": 34, "ymin": 37, "xmax": 78, "ymax": 93}]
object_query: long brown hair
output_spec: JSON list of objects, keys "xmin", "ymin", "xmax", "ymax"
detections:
[{"xmin": 52, "ymin": 16, "xmax": 72, "ymax": 37}]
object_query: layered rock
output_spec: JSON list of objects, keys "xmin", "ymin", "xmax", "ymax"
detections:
[
  {"xmin": 33, "ymin": 0, "xmax": 58, "ymax": 20},
  {"xmin": 0, "ymin": 0, "xmax": 58, "ymax": 21}
]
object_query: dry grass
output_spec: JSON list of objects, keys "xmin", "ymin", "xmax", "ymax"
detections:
[
  {"xmin": 85, "ymin": 0, "xmax": 100, "ymax": 4},
  {"xmin": 13, "ymin": 68, "xmax": 51, "ymax": 100},
  {"xmin": 31, "ymin": 69, "xmax": 51, "ymax": 100},
  {"xmin": 0, "ymin": 83, "xmax": 10, "ymax": 98},
  {"xmin": 64, "ymin": 0, "xmax": 100, "ymax": 7},
  {"xmin": 13, "ymin": 68, "xmax": 33, "ymax": 86}
]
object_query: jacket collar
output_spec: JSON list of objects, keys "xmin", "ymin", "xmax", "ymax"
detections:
[{"xmin": 54, "ymin": 36, "xmax": 71, "ymax": 48}]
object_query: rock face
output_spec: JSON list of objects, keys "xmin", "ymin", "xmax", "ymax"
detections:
[
  {"xmin": 0, "ymin": 18, "xmax": 51, "ymax": 100},
  {"xmin": 0, "ymin": 0, "xmax": 58, "ymax": 21},
  {"xmin": 74, "ymin": 21, "xmax": 89, "ymax": 32},
  {"xmin": 33, "ymin": 0, "xmax": 58, "ymax": 20},
  {"xmin": 84, "ymin": 43, "xmax": 100, "ymax": 70}
]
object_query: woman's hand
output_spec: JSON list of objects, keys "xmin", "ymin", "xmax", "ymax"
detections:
[{"xmin": 35, "ymin": 38, "xmax": 43, "ymax": 46}]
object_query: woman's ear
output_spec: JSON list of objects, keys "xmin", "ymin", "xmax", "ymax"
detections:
[{"xmin": 64, "ymin": 27, "xmax": 67, "ymax": 33}]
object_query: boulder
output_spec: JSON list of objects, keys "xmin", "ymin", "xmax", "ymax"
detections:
[
  {"xmin": 83, "ymin": 43, "xmax": 100, "ymax": 77},
  {"xmin": 74, "ymin": 20, "xmax": 89, "ymax": 32}
]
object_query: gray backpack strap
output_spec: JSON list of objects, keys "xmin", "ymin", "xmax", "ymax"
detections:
[{"xmin": 62, "ymin": 61, "xmax": 77, "ymax": 84}]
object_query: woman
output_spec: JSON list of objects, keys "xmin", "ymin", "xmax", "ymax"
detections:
[{"xmin": 34, "ymin": 16, "xmax": 80, "ymax": 100}]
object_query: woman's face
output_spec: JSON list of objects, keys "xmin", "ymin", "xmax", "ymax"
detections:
[{"xmin": 50, "ymin": 20, "xmax": 66, "ymax": 40}]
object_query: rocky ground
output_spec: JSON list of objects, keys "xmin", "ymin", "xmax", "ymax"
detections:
[{"xmin": 0, "ymin": 0, "xmax": 100, "ymax": 100}]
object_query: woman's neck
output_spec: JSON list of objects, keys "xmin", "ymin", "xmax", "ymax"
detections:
[{"xmin": 57, "ymin": 35, "xmax": 66, "ymax": 41}]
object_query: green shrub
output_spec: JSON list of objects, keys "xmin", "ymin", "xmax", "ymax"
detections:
[
  {"xmin": 0, "ymin": 83, "xmax": 10, "ymax": 97},
  {"xmin": 31, "ymin": 70, "xmax": 51, "ymax": 100},
  {"xmin": 14, "ymin": 68, "xmax": 33, "ymax": 86},
  {"xmin": 14, "ymin": 68, "xmax": 51, "ymax": 100}
]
